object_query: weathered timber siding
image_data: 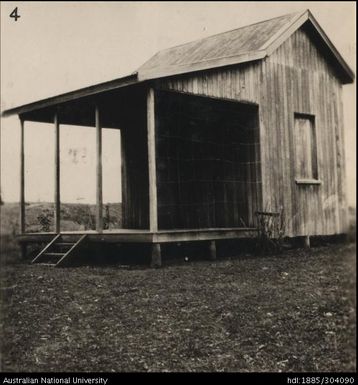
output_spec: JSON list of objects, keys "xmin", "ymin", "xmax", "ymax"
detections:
[
  {"xmin": 155, "ymin": 61, "xmax": 260, "ymax": 105},
  {"xmin": 156, "ymin": 23, "xmax": 347, "ymax": 236},
  {"xmin": 266, "ymin": 24, "xmax": 347, "ymax": 236}
]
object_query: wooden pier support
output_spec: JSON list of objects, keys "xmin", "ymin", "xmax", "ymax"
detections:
[
  {"xmin": 151, "ymin": 243, "xmax": 162, "ymax": 268},
  {"xmin": 209, "ymin": 240, "xmax": 217, "ymax": 260},
  {"xmin": 304, "ymin": 235, "xmax": 310, "ymax": 248}
]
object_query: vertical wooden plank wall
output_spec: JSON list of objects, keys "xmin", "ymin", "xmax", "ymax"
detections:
[
  {"xmin": 120, "ymin": 90, "xmax": 150, "ymax": 229},
  {"xmin": 265, "ymin": 26, "xmax": 347, "ymax": 236},
  {"xmin": 157, "ymin": 64, "xmax": 262, "ymax": 230},
  {"xmin": 336, "ymin": 84, "xmax": 348, "ymax": 232},
  {"xmin": 157, "ymin": 25, "xmax": 347, "ymax": 236}
]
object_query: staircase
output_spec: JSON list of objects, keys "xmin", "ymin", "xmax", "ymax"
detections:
[{"xmin": 32, "ymin": 234, "xmax": 88, "ymax": 267}]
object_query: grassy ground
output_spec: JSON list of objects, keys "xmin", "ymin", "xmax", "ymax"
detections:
[{"xmin": 0, "ymin": 242, "xmax": 356, "ymax": 372}]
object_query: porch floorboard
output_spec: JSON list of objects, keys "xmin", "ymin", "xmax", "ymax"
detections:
[{"xmin": 17, "ymin": 227, "xmax": 257, "ymax": 244}]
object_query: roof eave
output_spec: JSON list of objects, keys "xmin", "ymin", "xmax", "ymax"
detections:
[
  {"xmin": 2, "ymin": 73, "xmax": 139, "ymax": 118},
  {"xmin": 306, "ymin": 10, "xmax": 355, "ymax": 84}
]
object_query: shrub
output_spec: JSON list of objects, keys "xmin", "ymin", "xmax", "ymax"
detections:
[
  {"xmin": 37, "ymin": 211, "xmax": 52, "ymax": 232},
  {"xmin": 255, "ymin": 207, "xmax": 286, "ymax": 254}
]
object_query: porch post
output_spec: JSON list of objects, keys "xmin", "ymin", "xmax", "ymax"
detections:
[
  {"xmin": 147, "ymin": 87, "xmax": 158, "ymax": 232},
  {"xmin": 19, "ymin": 117, "xmax": 25, "ymax": 234},
  {"xmin": 54, "ymin": 112, "xmax": 60, "ymax": 233},
  {"xmin": 95, "ymin": 104, "xmax": 103, "ymax": 232}
]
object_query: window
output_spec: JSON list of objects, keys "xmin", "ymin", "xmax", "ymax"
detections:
[{"xmin": 294, "ymin": 113, "xmax": 320, "ymax": 184}]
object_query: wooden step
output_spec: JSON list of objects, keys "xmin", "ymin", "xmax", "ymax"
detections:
[
  {"xmin": 40, "ymin": 252, "xmax": 65, "ymax": 265},
  {"xmin": 32, "ymin": 234, "xmax": 61, "ymax": 264},
  {"xmin": 38, "ymin": 263, "xmax": 57, "ymax": 266},
  {"xmin": 43, "ymin": 252, "xmax": 65, "ymax": 257},
  {"xmin": 52, "ymin": 243, "xmax": 75, "ymax": 253},
  {"xmin": 32, "ymin": 234, "xmax": 88, "ymax": 267},
  {"xmin": 60, "ymin": 234, "xmax": 86, "ymax": 242}
]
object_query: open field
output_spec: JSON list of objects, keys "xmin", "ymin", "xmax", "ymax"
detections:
[
  {"xmin": 0, "ymin": 202, "xmax": 122, "ymax": 235},
  {"xmin": 0, "ymin": 242, "xmax": 356, "ymax": 372}
]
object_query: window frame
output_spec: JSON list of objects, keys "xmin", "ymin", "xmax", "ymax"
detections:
[{"xmin": 293, "ymin": 112, "xmax": 321, "ymax": 186}]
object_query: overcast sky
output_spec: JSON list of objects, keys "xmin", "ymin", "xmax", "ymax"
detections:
[{"xmin": 0, "ymin": 1, "xmax": 356, "ymax": 205}]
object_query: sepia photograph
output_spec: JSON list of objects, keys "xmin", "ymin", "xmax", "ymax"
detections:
[{"xmin": 0, "ymin": 1, "xmax": 356, "ymax": 376}]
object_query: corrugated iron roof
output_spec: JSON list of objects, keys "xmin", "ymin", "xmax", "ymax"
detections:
[
  {"xmin": 137, "ymin": 9, "xmax": 354, "ymax": 82},
  {"xmin": 137, "ymin": 11, "xmax": 300, "ymax": 79}
]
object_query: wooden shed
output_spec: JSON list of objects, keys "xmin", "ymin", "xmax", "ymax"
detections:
[{"xmin": 3, "ymin": 10, "xmax": 354, "ymax": 267}]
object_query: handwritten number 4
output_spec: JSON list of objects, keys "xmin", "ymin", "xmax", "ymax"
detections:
[{"xmin": 10, "ymin": 7, "xmax": 20, "ymax": 21}]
